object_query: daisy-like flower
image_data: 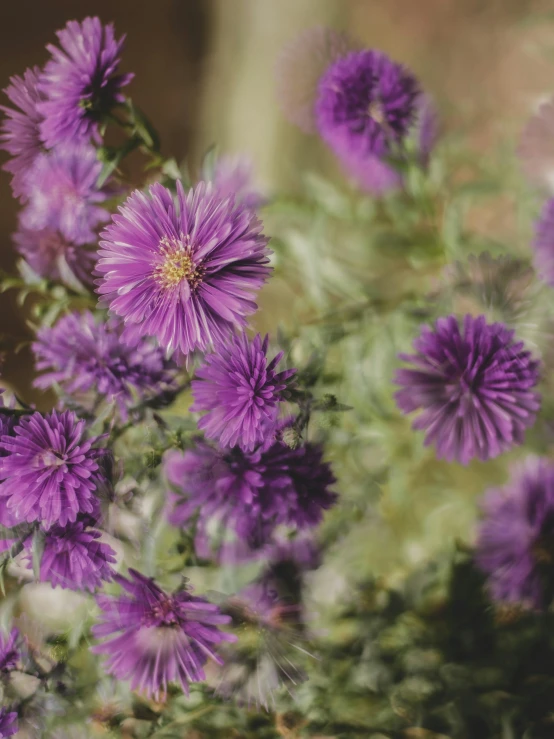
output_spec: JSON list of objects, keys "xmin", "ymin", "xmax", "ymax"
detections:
[
  {"xmin": 394, "ymin": 314, "xmax": 541, "ymax": 465},
  {"xmin": 37, "ymin": 17, "xmax": 133, "ymax": 148},
  {"xmin": 96, "ymin": 181, "xmax": 271, "ymax": 359},
  {"xmin": 476, "ymin": 458, "xmax": 554, "ymax": 609},
  {"xmin": 0, "ymin": 628, "xmax": 20, "ymax": 672},
  {"xmin": 0, "ymin": 709, "xmax": 17, "ymax": 738},
  {"xmin": 533, "ymin": 198, "xmax": 554, "ymax": 288},
  {"xmin": 20, "ymin": 142, "xmax": 111, "ymax": 246},
  {"xmin": 33, "ymin": 311, "xmax": 177, "ymax": 421},
  {"xmin": 211, "ymin": 154, "xmax": 267, "ymax": 211},
  {"xmin": 191, "ymin": 333, "xmax": 296, "ymax": 452},
  {"xmin": 25, "ymin": 521, "xmax": 116, "ymax": 592},
  {"xmin": 91, "ymin": 568, "xmax": 235, "ymax": 698},
  {"xmin": 0, "ymin": 66, "xmax": 45, "ymax": 198},
  {"xmin": 0, "ymin": 410, "xmax": 105, "ymax": 529},
  {"xmin": 315, "ymin": 49, "xmax": 420, "ymax": 161}
]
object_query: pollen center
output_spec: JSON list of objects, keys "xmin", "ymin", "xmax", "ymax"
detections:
[
  {"xmin": 154, "ymin": 235, "xmax": 203, "ymax": 291},
  {"xmin": 367, "ymin": 99, "xmax": 386, "ymax": 125}
]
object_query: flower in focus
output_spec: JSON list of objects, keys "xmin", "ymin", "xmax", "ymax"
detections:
[
  {"xmin": 37, "ymin": 17, "xmax": 133, "ymax": 147},
  {"xmin": 394, "ymin": 314, "xmax": 541, "ymax": 465},
  {"xmin": 275, "ymin": 26, "xmax": 355, "ymax": 134},
  {"xmin": 91, "ymin": 568, "xmax": 235, "ymax": 698},
  {"xmin": 0, "ymin": 66, "xmax": 45, "ymax": 198},
  {"xmin": 211, "ymin": 154, "xmax": 267, "ymax": 210},
  {"xmin": 476, "ymin": 458, "xmax": 554, "ymax": 609},
  {"xmin": 191, "ymin": 333, "xmax": 296, "ymax": 452},
  {"xmin": 33, "ymin": 311, "xmax": 177, "ymax": 420},
  {"xmin": 0, "ymin": 709, "xmax": 18, "ymax": 738},
  {"xmin": 0, "ymin": 410, "xmax": 104, "ymax": 529},
  {"xmin": 315, "ymin": 49, "xmax": 419, "ymax": 161},
  {"xmin": 96, "ymin": 181, "xmax": 271, "ymax": 359},
  {"xmin": 25, "ymin": 521, "xmax": 116, "ymax": 592},
  {"xmin": 518, "ymin": 95, "xmax": 554, "ymax": 192},
  {"xmin": 20, "ymin": 142, "xmax": 111, "ymax": 246},
  {"xmin": 0, "ymin": 628, "xmax": 20, "ymax": 672},
  {"xmin": 533, "ymin": 198, "xmax": 554, "ymax": 289}
]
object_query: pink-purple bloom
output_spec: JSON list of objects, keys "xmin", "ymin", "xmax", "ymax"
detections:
[
  {"xmin": 476, "ymin": 458, "xmax": 554, "ymax": 609},
  {"xmin": 37, "ymin": 17, "xmax": 133, "ymax": 148},
  {"xmin": 394, "ymin": 314, "xmax": 541, "ymax": 465},
  {"xmin": 0, "ymin": 410, "xmax": 105, "ymax": 529},
  {"xmin": 91, "ymin": 568, "xmax": 235, "ymax": 698},
  {"xmin": 20, "ymin": 142, "xmax": 111, "ymax": 246},
  {"xmin": 533, "ymin": 198, "xmax": 554, "ymax": 288},
  {"xmin": 33, "ymin": 311, "xmax": 177, "ymax": 420},
  {"xmin": 211, "ymin": 155, "xmax": 267, "ymax": 211},
  {"xmin": 191, "ymin": 333, "xmax": 296, "ymax": 452},
  {"xmin": 96, "ymin": 180, "xmax": 271, "ymax": 359},
  {"xmin": 0, "ymin": 628, "xmax": 20, "ymax": 673},
  {"xmin": 0, "ymin": 709, "xmax": 17, "ymax": 738},
  {"xmin": 0, "ymin": 66, "xmax": 45, "ymax": 199}
]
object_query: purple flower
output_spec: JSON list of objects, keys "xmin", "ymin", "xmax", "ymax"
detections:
[
  {"xmin": 315, "ymin": 49, "xmax": 419, "ymax": 161},
  {"xmin": 394, "ymin": 314, "xmax": 541, "ymax": 465},
  {"xmin": 164, "ymin": 434, "xmax": 336, "ymax": 554},
  {"xmin": 91, "ymin": 568, "xmax": 235, "ymax": 698},
  {"xmin": 20, "ymin": 142, "xmax": 111, "ymax": 246},
  {"xmin": 211, "ymin": 155, "xmax": 267, "ymax": 210},
  {"xmin": 533, "ymin": 198, "xmax": 554, "ymax": 288},
  {"xmin": 191, "ymin": 333, "xmax": 296, "ymax": 452},
  {"xmin": 0, "ymin": 66, "xmax": 45, "ymax": 198},
  {"xmin": 476, "ymin": 458, "xmax": 554, "ymax": 609},
  {"xmin": 0, "ymin": 628, "xmax": 20, "ymax": 672},
  {"xmin": 0, "ymin": 410, "xmax": 104, "ymax": 529},
  {"xmin": 26, "ymin": 521, "xmax": 115, "ymax": 592},
  {"xmin": 33, "ymin": 311, "xmax": 177, "ymax": 421},
  {"xmin": 96, "ymin": 181, "xmax": 271, "ymax": 359},
  {"xmin": 13, "ymin": 222, "xmax": 96, "ymax": 287},
  {"xmin": 0, "ymin": 709, "xmax": 17, "ymax": 738},
  {"xmin": 37, "ymin": 17, "xmax": 133, "ymax": 148}
]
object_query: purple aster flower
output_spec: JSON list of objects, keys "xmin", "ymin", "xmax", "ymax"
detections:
[
  {"xmin": 37, "ymin": 17, "xmax": 133, "ymax": 148},
  {"xmin": 91, "ymin": 568, "xmax": 235, "ymax": 698},
  {"xmin": 315, "ymin": 49, "xmax": 420, "ymax": 161},
  {"xmin": 13, "ymin": 221, "xmax": 96, "ymax": 287},
  {"xmin": 33, "ymin": 311, "xmax": 177, "ymax": 421},
  {"xmin": 96, "ymin": 180, "xmax": 271, "ymax": 359},
  {"xmin": 211, "ymin": 155, "xmax": 267, "ymax": 210},
  {"xmin": 164, "ymin": 434, "xmax": 336, "ymax": 555},
  {"xmin": 0, "ymin": 628, "xmax": 20, "ymax": 672},
  {"xmin": 533, "ymin": 198, "xmax": 554, "ymax": 288},
  {"xmin": 0, "ymin": 709, "xmax": 17, "ymax": 738},
  {"xmin": 0, "ymin": 410, "xmax": 104, "ymax": 529},
  {"xmin": 394, "ymin": 315, "xmax": 541, "ymax": 465},
  {"xmin": 25, "ymin": 521, "xmax": 115, "ymax": 592},
  {"xmin": 20, "ymin": 142, "xmax": 111, "ymax": 246},
  {"xmin": 191, "ymin": 333, "xmax": 296, "ymax": 452},
  {"xmin": 475, "ymin": 458, "xmax": 554, "ymax": 609},
  {"xmin": 0, "ymin": 66, "xmax": 45, "ymax": 199}
]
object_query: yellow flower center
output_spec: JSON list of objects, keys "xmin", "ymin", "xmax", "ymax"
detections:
[{"xmin": 154, "ymin": 235, "xmax": 203, "ymax": 291}]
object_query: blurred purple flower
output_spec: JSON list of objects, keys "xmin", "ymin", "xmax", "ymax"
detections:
[
  {"xmin": 211, "ymin": 155, "xmax": 267, "ymax": 210},
  {"xmin": 0, "ymin": 709, "xmax": 17, "ymax": 738},
  {"xmin": 96, "ymin": 181, "xmax": 271, "ymax": 360},
  {"xmin": 91, "ymin": 568, "xmax": 235, "ymax": 698},
  {"xmin": 38, "ymin": 17, "xmax": 133, "ymax": 147},
  {"xmin": 0, "ymin": 410, "xmax": 104, "ymax": 529},
  {"xmin": 0, "ymin": 66, "xmax": 45, "ymax": 198},
  {"xmin": 394, "ymin": 314, "xmax": 540, "ymax": 465},
  {"xmin": 0, "ymin": 628, "xmax": 20, "ymax": 672},
  {"xmin": 533, "ymin": 198, "xmax": 554, "ymax": 288},
  {"xmin": 476, "ymin": 458, "xmax": 554, "ymax": 609}
]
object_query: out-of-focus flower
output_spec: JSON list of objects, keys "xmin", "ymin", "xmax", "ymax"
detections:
[
  {"xmin": 211, "ymin": 154, "xmax": 267, "ymax": 210},
  {"xmin": 0, "ymin": 628, "xmax": 20, "ymax": 673},
  {"xmin": 533, "ymin": 198, "xmax": 554, "ymax": 288},
  {"xmin": 0, "ymin": 410, "xmax": 104, "ymax": 529},
  {"xmin": 191, "ymin": 333, "xmax": 296, "ymax": 452},
  {"xmin": 33, "ymin": 311, "xmax": 177, "ymax": 421},
  {"xmin": 394, "ymin": 314, "xmax": 540, "ymax": 465},
  {"xmin": 37, "ymin": 17, "xmax": 133, "ymax": 147},
  {"xmin": 275, "ymin": 26, "xmax": 355, "ymax": 134},
  {"xmin": 476, "ymin": 458, "xmax": 554, "ymax": 609},
  {"xmin": 96, "ymin": 181, "xmax": 271, "ymax": 360},
  {"xmin": 0, "ymin": 67, "xmax": 45, "ymax": 198},
  {"xmin": 20, "ymin": 142, "xmax": 111, "ymax": 246},
  {"xmin": 518, "ymin": 95, "xmax": 554, "ymax": 192},
  {"xmin": 0, "ymin": 709, "xmax": 18, "ymax": 738},
  {"xmin": 91, "ymin": 568, "xmax": 235, "ymax": 698}
]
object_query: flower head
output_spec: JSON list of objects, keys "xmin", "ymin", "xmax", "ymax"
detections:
[
  {"xmin": 0, "ymin": 410, "xmax": 105, "ymax": 529},
  {"xmin": 0, "ymin": 709, "xmax": 17, "ymax": 738},
  {"xmin": 96, "ymin": 180, "xmax": 271, "ymax": 359},
  {"xmin": 0, "ymin": 628, "xmax": 20, "ymax": 672},
  {"xmin": 91, "ymin": 568, "xmax": 235, "ymax": 698},
  {"xmin": 191, "ymin": 333, "xmax": 295, "ymax": 451},
  {"xmin": 20, "ymin": 142, "xmax": 111, "ymax": 246},
  {"xmin": 37, "ymin": 17, "xmax": 133, "ymax": 147},
  {"xmin": 315, "ymin": 49, "xmax": 419, "ymax": 160},
  {"xmin": 394, "ymin": 314, "xmax": 541, "ymax": 464},
  {"xmin": 33, "ymin": 311, "xmax": 177, "ymax": 421},
  {"xmin": 0, "ymin": 66, "xmax": 45, "ymax": 198},
  {"xmin": 476, "ymin": 458, "xmax": 554, "ymax": 609},
  {"xmin": 211, "ymin": 154, "xmax": 267, "ymax": 210},
  {"xmin": 533, "ymin": 198, "xmax": 554, "ymax": 288}
]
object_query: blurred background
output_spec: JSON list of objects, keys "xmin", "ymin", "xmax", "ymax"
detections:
[{"xmin": 1, "ymin": 0, "xmax": 554, "ymax": 400}]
